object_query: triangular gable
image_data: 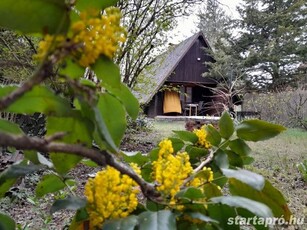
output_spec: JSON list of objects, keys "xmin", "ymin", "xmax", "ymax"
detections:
[{"xmin": 133, "ymin": 31, "xmax": 212, "ymax": 104}]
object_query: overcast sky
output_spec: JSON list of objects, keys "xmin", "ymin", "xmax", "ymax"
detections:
[{"xmin": 170, "ymin": 0, "xmax": 242, "ymax": 43}]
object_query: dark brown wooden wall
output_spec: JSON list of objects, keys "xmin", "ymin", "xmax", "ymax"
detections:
[
  {"xmin": 145, "ymin": 92, "xmax": 164, "ymax": 117},
  {"xmin": 166, "ymin": 36, "xmax": 215, "ymax": 84}
]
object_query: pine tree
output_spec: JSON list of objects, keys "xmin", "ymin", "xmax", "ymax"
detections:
[{"xmin": 234, "ymin": 0, "xmax": 307, "ymax": 89}]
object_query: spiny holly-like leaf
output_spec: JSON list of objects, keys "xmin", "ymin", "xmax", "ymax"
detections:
[
  {"xmin": 0, "ymin": 0, "xmax": 69, "ymax": 34},
  {"xmin": 219, "ymin": 112, "xmax": 234, "ymax": 139},
  {"xmin": 236, "ymin": 120, "xmax": 286, "ymax": 142}
]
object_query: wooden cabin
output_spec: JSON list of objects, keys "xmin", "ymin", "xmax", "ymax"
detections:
[{"xmin": 133, "ymin": 32, "xmax": 229, "ymax": 118}]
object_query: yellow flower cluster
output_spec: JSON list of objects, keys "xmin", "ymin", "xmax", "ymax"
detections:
[
  {"xmin": 189, "ymin": 167, "xmax": 214, "ymax": 188},
  {"xmin": 35, "ymin": 35, "xmax": 65, "ymax": 60},
  {"xmin": 152, "ymin": 139, "xmax": 193, "ymax": 203},
  {"xmin": 71, "ymin": 7, "xmax": 125, "ymax": 67},
  {"xmin": 194, "ymin": 126, "xmax": 212, "ymax": 149},
  {"xmin": 35, "ymin": 7, "xmax": 125, "ymax": 67},
  {"xmin": 84, "ymin": 165, "xmax": 140, "ymax": 229}
]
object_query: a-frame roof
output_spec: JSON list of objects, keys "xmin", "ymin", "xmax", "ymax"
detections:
[{"xmin": 133, "ymin": 31, "xmax": 212, "ymax": 104}]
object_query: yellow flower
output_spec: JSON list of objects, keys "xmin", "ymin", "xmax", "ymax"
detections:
[
  {"xmin": 84, "ymin": 165, "xmax": 140, "ymax": 229},
  {"xmin": 152, "ymin": 139, "xmax": 193, "ymax": 204},
  {"xmin": 34, "ymin": 7, "xmax": 126, "ymax": 67},
  {"xmin": 189, "ymin": 167, "xmax": 214, "ymax": 187},
  {"xmin": 193, "ymin": 125, "xmax": 211, "ymax": 149}
]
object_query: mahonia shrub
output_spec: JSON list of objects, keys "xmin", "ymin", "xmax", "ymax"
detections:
[{"xmin": 0, "ymin": 0, "xmax": 292, "ymax": 230}]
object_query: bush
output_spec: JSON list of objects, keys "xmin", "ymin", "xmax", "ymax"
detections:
[{"xmin": 244, "ymin": 88, "xmax": 307, "ymax": 129}]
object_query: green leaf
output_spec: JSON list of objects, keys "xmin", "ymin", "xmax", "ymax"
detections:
[
  {"xmin": 184, "ymin": 212, "xmax": 219, "ymax": 224},
  {"xmin": 0, "ymin": 0, "xmax": 69, "ymax": 34},
  {"xmin": 36, "ymin": 174, "xmax": 66, "ymax": 198},
  {"xmin": 214, "ymin": 150, "xmax": 229, "ymax": 169},
  {"xmin": 0, "ymin": 164, "xmax": 43, "ymax": 184},
  {"xmin": 207, "ymin": 204, "xmax": 238, "ymax": 230},
  {"xmin": 0, "ymin": 119, "xmax": 23, "ymax": 134},
  {"xmin": 204, "ymin": 125, "xmax": 221, "ymax": 146},
  {"xmin": 219, "ymin": 112, "xmax": 234, "ymax": 139},
  {"xmin": 176, "ymin": 187, "xmax": 205, "ymax": 200},
  {"xmin": 81, "ymin": 159, "xmax": 98, "ymax": 167},
  {"xmin": 173, "ymin": 130, "xmax": 198, "ymax": 144},
  {"xmin": 47, "ymin": 113, "xmax": 93, "ymax": 174},
  {"xmin": 0, "ymin": 212, "xmax": 15, "ymax": 230},
  {"xmin": 69, "ymin": 207, "xmax": 89, "ymax": 230},
  {"xmin": 60, "ymin": 59, "xmax": 85, "ymax": 79},
  {"xmin": 50, "ymin": 196, "xmax": 87, "ymax": 214},
  {"xmin": 0, "ymin": 163, "xmax": 43, "ymax": 197},
  {"xmin": 24, "ymin": 151, "xmax": 40, "ymax": 165},
  {"xmin": 50, "ymin": 153, "xmax": 82, "ymax": 175},
  {"xmin": 102, "ymin": 215, "xmax": 138, "ymax": 230},
  {"xmin": 228, "ymin": 139, "xmax": 251, "ymax": 156},
  {"xmin": 236, "ymin": 120, "xmax": 286, "ymax": 142},
  {"xmin": 203, "ymin": 183, "xmax": 223, "ymax": 199},
  {"xmin": 0, "ymin": 86, "xmax": 72, "ymax": 116},
  {"xmin": 145, "ymin": 201, "xmax": 166, "ymax": 212},
  {"xmin": 229, "ymin": 179, "xmax": 292, "ymax": 220},
  {"xmin": 138, "ymin": 210, "xmax": 176, "ymax": 230},
  {"xmin": 224, "ymin": 150, "xmax": 243, "ymax": 168},
  {"xmin": 169, "ymin": 138, "xmax": 184, "ymax": 152},
  {"xmin": 236, "ymin": 209, "xmax": 269, "ymax": 230},
  {"xmin": 122, "ymin": 151, "xmax": 149, "ymax": 166},
  {"xmin": 93, "ymin": 56, "xmax": 120, "ymax": 87},
  {"xmin": 75, "ymin": 0, "xmax": 118, "ymax": 12},
  {"xmin": 46, "ymin": 112, "xmax": 94, "ymax": 146},
  {"xmin": 0, "ymin": 179, "xmax": 16, "ymax": 198},
  {"xmin": 95, "ymin": 93, "xmax": 126, "ymax": 148},
  {"xmin": 185, "ymin": 145, "xmax": 209, "ymax": 160},
  {"xmin": 210, "ymin": 196, "xmax": 273, "ymax": 218},
  {"xmin": 104, "ymin": 83, "xmax": 139, "ymax": 120},
  {"xmin": 221, "ymin": 168, "xmax": 265, "ymax": 191}
]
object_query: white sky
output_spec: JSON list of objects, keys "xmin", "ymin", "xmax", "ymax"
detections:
[{"xmin": 170, "ymin": 0, "xmax": 242, "ymax": 43}]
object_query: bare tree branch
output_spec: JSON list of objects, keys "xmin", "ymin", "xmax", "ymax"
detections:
[{"xmin": 0, "ymin": 132, "xmax": 161, "ymax": 202}]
